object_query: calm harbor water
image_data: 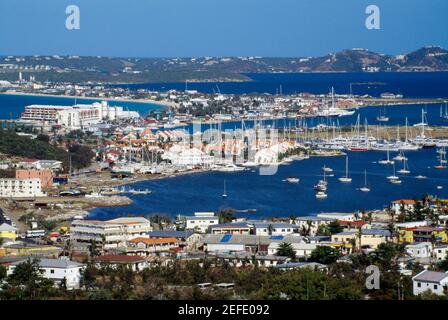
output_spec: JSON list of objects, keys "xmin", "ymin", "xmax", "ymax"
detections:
[
  {"xmin": 122, "ymin": 72, "xmax": 448, "ymax": 98},
  {"xmin": 0, "ymin": 71, "xmax": 447, "ymax": 220},
  {"xmin": 89, "ymin": 149, "xmax": 448, "ymax": 220}
]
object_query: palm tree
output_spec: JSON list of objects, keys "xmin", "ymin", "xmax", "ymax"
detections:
[
  {"xmin": 267, "ymin": 224, "xmax": 274, "ymax": 236},
  {"xmin": 356, "ymin": 228, "xmax": 362, "ymax": 252}
]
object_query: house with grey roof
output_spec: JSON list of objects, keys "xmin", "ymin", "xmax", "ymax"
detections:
[
  {"xmin": 203, "ymin": 234, "xmax": 305, "ymax": 254},
  {"xmin": 7, "ymin": 258, "xmax": 85, "ymax": 290},
  {"xmin": 412, "ymin": 270, "xmax": 448, "ymax": 296},
  {"xmin": 147, "ymin": 230, "xmax": 203, "ymax": 251}
]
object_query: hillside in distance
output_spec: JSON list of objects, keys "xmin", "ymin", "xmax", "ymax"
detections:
[{"xmin": 0, "ymin": 46, "xmax": 447, "ymax": 84}]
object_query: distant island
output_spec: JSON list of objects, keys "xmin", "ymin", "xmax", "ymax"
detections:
[{"xmin": 0, "ymin": 46, "xmax": 447, "ymax": 84}]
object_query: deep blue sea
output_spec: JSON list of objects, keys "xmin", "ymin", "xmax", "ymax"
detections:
[
  {"xmin": 122, "ymin": 72, "xmax": 448, "ymax": 98},
  {"xmin": 90, "ymin": 149, "xmax": 448, "ymax": 219}
]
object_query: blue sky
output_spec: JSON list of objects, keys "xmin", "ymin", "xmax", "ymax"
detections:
[{"xmin": 0, "ymin": 0, "xmax": 447, "ymax": 57}]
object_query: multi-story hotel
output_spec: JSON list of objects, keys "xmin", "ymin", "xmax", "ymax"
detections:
[
  {"xmin": 70, "ymin": 217, "xmax": 153, "ymax": 251},
  {"xmin": 0, "ymin": 178, "xmax": 45, "ymax": 198},
  {"xmin": 19, "ymin": 101, "xmax": 140, "ymax": 129}
]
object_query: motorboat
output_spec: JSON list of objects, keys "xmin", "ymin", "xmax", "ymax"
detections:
[
  {"xmin": 286, "ymin": 177, "xmax": 300, "ymax": 183},
  {"xmin": 315, "ymin": 191, "xmax": 328, "ymax": 199}
]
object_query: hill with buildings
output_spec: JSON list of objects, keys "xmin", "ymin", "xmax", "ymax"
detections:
[{"xmin": 0, "ymin": 46, "xmax": 447, "ymax": 84}]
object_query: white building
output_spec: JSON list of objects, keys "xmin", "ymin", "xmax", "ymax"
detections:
[
  {"xmin": 7, "ymin": 258, "xmax": 85, "ymax": 290},
  {"xmin": 406, "ymin": 242, "xmax": 433, "ymax": 259},
  {"xmin": 20, "ymin": 101, "xmax": 139, "ymax": 129},
  {"xmin": 412, "ymin": 270, "xmax": 448, "ymax": 296},
  {"xmin": 267, "ymin": 242, "xmax": 318, "ymax": 258},
  {"xmin": 252, "ymin": 223, "xmax": 298, "ymax": 236},
  {"xmin": 390, "ymin": 199, "xmax": 416, "ymax": 216},
  {"xmin": 70, "ymin": 217, "xmax": 152, "ymax": 251},
  {"xmin": 434, "ymin": 245, "xmax": 448, "ymax": 261},
  {"xmin": 317, "ymin": 212, "xmax": 356, "ymax": 221},
  {"xmin": 294, "ymin": 216, "xmax": 335, "ymax": 237},
  {"xmin": 0, "ymin": 178, "xmax": 45, "ymax": 198},
  {"xmin": 185, "ymin": 212, "xmax": 218, "ymax": 233},
  {"xmin": 164, "ymin": 146, "xmax": 214, "ymax": 168}
]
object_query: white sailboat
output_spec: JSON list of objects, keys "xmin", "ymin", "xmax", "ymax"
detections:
[
  {"xmin": 338, "ymin": 156, "xmax": 352, "ymax": 183},
  {"xmin": 376, "ymin": 106, "xmax": 389, "ymax": 122},
  {"xmin": 359, "ymin": 170, "xmax": 371, "ymax": 192},
  {"xmin": 397, "ymin": 158, "xmax": 411, "ymax": 174},
  {"xmin": 378, "ymin": 145, "xmax": 394, "ymax": 165},
  {"xmin": 387, "ymin": 162, "xmax": 400, "ymax": 181},
  {"xmin": 393, "ymin": 150, "xmax": 407, "ymax": 162},
  {"xmin": 435, "ymin": 147, "xmax": 447, "ymax": 170},
  {"xmin": 388, "ymin": 163, "xmax": 402, "ymax": 184},
  {"xmin": 222, "ymin": 180, "xmax": 228, "ymax": 198}
]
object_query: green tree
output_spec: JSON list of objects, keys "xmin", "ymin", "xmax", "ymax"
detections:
[
  {"xmin": 328, "ymin": 221, "xmax": 343, "ymax": 235},
  {"xmin": 276, "ymin": 242, "xmax": 296, "ymax": 260},
  {"xmin": 0, "ymin": 264, "xmax": 6, "ymax": 282},
  {"xmin": 437, "ymin": 255, "xmax": 448, "ymax": 272},
  {"xmin": 310, "ymin": 246, "xmax": 342, "ymax": 264},
  {"xmin": 1, "ymin": 258, "xmax": 55, "ymax": 300},
  {"xmin": 218, "ymin": 208, "xmax": 236, "ymax": 224}
]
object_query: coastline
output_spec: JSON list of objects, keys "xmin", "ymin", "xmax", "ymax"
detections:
[{"xmin": 0, "ymin": 91, "xmax": 176, "ymax": 109}]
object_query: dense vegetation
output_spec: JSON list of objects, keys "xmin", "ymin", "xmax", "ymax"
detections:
[
  {"xmin": 2, "ymin": 242, "xmax": 447, "ymax": 300},
  {"xmin": 0, "ymin": 129, "xmax": 93, "ymax": 170}
]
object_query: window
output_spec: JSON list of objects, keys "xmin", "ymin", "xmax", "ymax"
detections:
[
  {"xmin": 50, "ymin": 269, "xmax": 55, "ymax": 274},
  {"xmin": 417, "ymin": 282, "xmax": 421, "ymax": 287},
  {"xmin": 434, "ymin": 285, "xmax": 438, "ymax": 290}
]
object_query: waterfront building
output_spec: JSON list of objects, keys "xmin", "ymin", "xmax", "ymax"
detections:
[
  {"xmin": 19, "ymin": 101, "xmax": 139, "ymax": 129},
  {"xmin": 15, "ymin": 169, "xmax": 54, "ymax": 188},
  {"xmin": 0, "ymin": 178, "xmax": 45, "ymax": 198},
  {"xmin": 163, "ymin": 146, "xmax": 214, "ymax": 168},
  {"xmin": 70, "ymin": 217, "xmax": 152, "ymax": 252},
  {"xmin": 412, "ymin": 270, "xmax": 448, "ymax": 296},
  {"xmin": 6, "ymin": 258, "xmax": 85, "ymax": 290},
  {"xmin": 185, "ymin": 212, "xmax": 218, "ymax": 233}
]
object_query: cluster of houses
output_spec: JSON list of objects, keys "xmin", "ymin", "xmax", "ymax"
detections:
[{"xmin": 1, "ymin": 199, "xmax": 448, "ymax": 296}]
